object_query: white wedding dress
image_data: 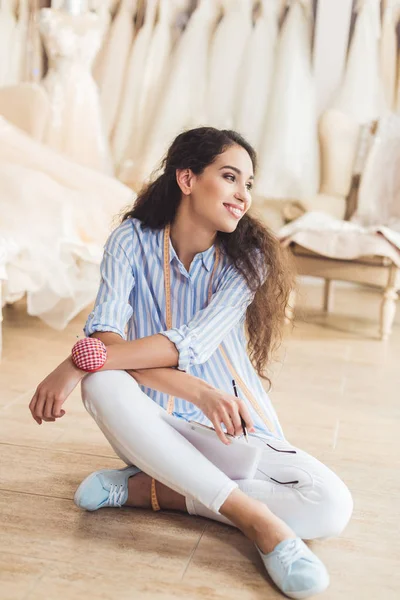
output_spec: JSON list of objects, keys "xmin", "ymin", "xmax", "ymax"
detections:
[
  {"xmin": 0, "ymin": 0, "xmax": 17, "ymax": 87},
  {"xmin": 39, "ymin": 8, "xmax": 112, "ymax": 173},
  {"xmin": 92, "ymin": 0, "xmax": 114, "ymax": 79},
  {"xmin": 234, "ymin": 0, "xmax": 279, "ymax": 151},
  {"xmin": 333, "ymin": 0, "xmax": 386, "ymax": 123},
  {"xmin": 255, "ymin": 0, "xmax": 319, "ymax": 200},
  {"xmin": 95, "ymin": 0, "xmax": 136, "ymax": 137},
  {"xmin": 117, "ymin": 0, "xmax": 187, "ymax": 180},
  {"xmin": 8, "ymin": 0, "xmax": 29, "ymax": 85},
  {"xmin": 0, "ymin": 117, "xmax": 133, "ymax": 329},
  {"xmin": 206, "ymin": 0, "xmax": 253, "ymax": 130},
  {"xmin": 112, "ymin": 0, "xmax": 157, "ymax": 167},
  {"xmin": 380, "ymin": 0, "xmax": 400, "ymax": 110},
  {"xmin": 124, "ymin": 0, "xmax": 219, "ymax": 190}
]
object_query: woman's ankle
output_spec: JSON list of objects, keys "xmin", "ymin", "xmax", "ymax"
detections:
[
  {"xmin": 220, "ymin": 489, "xmax": 295, "ymax": 554},
  {"xmin": 126, "ymin": 473, "xmax": 187, "ymax": 512},
  {"xmin": 126, "ymin": 473, "xmax": 152, "ymax": 508}
]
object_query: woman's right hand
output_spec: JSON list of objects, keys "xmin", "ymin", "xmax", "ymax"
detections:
[
  {"xmin": 193, "ymin": 385, "xmax": 255, "ymax": 445},
  {"xmin": 29, "ymin": 357, "xmax": 85, "ymax": 424}
]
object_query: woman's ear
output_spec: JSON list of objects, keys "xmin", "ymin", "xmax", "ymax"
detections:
[{"xmin": 176, "ymin": 168, "xmax": 194, "ymax": 196}]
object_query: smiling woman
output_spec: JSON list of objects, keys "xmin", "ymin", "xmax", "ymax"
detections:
[
  {"xmin": 123, "ymin": 127, "xmax": 293, "ymax": 380},
  {"xmin": 29, "ymin": 127, "xmax": 353, "ymax": 600}
]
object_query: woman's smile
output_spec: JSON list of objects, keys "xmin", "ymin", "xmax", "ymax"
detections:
[{"xmin": 223, "ymin": 202, "xmax": 245, "ymax": 219}]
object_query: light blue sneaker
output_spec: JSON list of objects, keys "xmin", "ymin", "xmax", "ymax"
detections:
[
  {"xmin": 74, "ymin": 465, "xmax": 141, "ymax": 511},
  {"xmin": 257, "ymin": 538, "xmax": 329, "ymax": 599}
]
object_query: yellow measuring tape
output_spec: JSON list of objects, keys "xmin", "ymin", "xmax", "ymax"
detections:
[{"xmin": 163, "ymin": 223, "xmax": 276, "ymax": 433}]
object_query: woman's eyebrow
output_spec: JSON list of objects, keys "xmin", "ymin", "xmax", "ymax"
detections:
[{"xmin": 219, "ymin": 165, "xmax": 254, "ymax": 180}]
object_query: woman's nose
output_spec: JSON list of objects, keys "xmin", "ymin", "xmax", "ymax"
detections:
[{"xmin": 235, "ymin": 190, "xmax": 247, "ymax": 203}]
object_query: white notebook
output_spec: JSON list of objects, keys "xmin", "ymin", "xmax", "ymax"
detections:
[{"xmin": 163, "ymin": 413, "xmax": 262, "ymax": 480}]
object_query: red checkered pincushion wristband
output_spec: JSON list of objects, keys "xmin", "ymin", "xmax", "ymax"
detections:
[{"xmin": 71, "ymin": 338, "xmax": 107, "ymax": 372}]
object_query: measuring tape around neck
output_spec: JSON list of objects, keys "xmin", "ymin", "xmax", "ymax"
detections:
[{"xmin": 163, "ymin": 223, "xmax": 276, "ymax": 433}]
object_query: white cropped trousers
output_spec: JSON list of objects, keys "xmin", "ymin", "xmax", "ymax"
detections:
[{"xmin": 81, "ymin": 371, "xmax": 353, "ymax": 540}]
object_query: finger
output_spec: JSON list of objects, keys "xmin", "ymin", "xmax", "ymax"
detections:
[
  {"xmin": 213, "ymin": 419, "xmax": 230, "ymax": 445},
  {"xmin": 52, "ymin": 396, "xmax": 65, "ymax": 418},
  {"xmin": 29, "ymin": 391, "xmax": 41, "ymax": 424},
  {"xmin": 238, "ymin": 401, "xmax": 255, "ymax": 432},
  {"xmin": 43, "ymin": 396, "xmax": 55, "ymax": 420},
  {"xmin": 219, "ymin": 407, "xmax": 235, "ymax": 437},
  {"xmin": 34, "ymin": 392, "xmax": 47, "ymax": 422},
  {"xmin": 228, "ymin": 403, "xmax": 243, "ymax": 436}
]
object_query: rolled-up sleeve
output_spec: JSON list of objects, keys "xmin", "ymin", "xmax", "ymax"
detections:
[
  {"xmin": 160, "ymin": 265, "xmax": 254, "ymax": 371},
  {"xmin": 84, "ymin": 227, "xmax": 135, "ymax": 339}
]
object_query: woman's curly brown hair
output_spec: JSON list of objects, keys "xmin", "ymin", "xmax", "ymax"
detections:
[{"xmin": 123, "ymin": 127, "xmax": 294, "ymax": 382}]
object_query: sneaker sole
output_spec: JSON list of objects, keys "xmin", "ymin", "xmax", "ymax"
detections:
[{"xmin": 283, "ymin": 577, "xmax": 330, "ymax": 599}]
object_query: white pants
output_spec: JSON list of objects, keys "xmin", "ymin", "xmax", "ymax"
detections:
[{"xmin": 81, "ymin": 371, "xmax": 353, "ymax": 540}]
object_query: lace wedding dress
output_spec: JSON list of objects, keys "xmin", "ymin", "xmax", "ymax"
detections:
[
  {"xmin": 0, "ymin": 117, "xmax": 133, "ymax": 329},
  {"xmin": 95, "ymin": 0, "xmax": 136, "ymax": 137},
  {"xmin": 333, "ymin": 0, "xmax": 386, "ymax": 123},
  {"xmin": 234, "ymin": 0, "xmax": 279, "ymax": 151},
  {"xmin": 8, "ymin": 0, "xmax": 29, "ymax": 84},
  {"xmin": 39, "ymin": 7, "xmax": 112, "ymax": 173},
  {"xmin": 0, "ymin": 0, "xmax": 17, "ymax": 86},
  {"xmin": 206, "ymin": 0, "xmax": 253, "ymax": 130},
  {"xmin": 380, "ymin": 0, "xmax": 400, "ymax": 110},
  {"xmin": 123, "ymin": 0, "xmax": 219, "ymax": 190},
  {"xmin": 255, "ymin": 0, "xmax": 319, "ymax": 200},
  {"xmin": 117, "ymin": 0, "xmax": 187, "ymax": 180},
  {"xmin": 112, "ymin": 0, "xmax": 157, "ymax": 166}
]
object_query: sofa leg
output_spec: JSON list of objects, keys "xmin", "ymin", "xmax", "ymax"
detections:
[
  {"xmin": 380, "ymin": 266, "xmax": 398, "ymax": 341},
  {"xmin": 323, "ymin": 279, "xmax": 334, "ymax": 312},
  {"xmin": 380, "ymin": 287, "xmax": 397, "ymax": 341}
]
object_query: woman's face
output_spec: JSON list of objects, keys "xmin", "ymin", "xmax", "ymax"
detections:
[{"xmin": 178, "ymin": 144, "xmax": 254, "ymax": 233}]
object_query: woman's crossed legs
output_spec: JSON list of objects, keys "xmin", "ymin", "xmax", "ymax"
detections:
[{"xmin": 80, "ymin": 370, "xmax": 353, "ymax": 545}]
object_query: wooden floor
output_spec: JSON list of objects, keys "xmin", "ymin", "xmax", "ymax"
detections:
[{"xmin": 1, "ymin": 281, "xmax": 399, "ymax": 600}]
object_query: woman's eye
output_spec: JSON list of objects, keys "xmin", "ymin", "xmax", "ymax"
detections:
[{"xmin": 224, "ymin": 173, "xmax": 252, "ymax": 191}]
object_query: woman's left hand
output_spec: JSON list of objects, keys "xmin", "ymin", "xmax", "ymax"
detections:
[{"xmin": 29, "ymin": 357, "xmax": 85, "ymax": 425}]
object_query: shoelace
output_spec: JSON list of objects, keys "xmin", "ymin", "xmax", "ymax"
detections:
[
  {"xmin": 277, "ymin": 540, "xmax": 304, "ymax": 569},
  {"xmin": 108, "ymin": 484, "xmax": 125, "ymax": 507}
]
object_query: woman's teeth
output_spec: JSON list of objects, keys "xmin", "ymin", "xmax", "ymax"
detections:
[{"xmin": 224, "ymin": 204, "xmax": 242, "ymax": 218}]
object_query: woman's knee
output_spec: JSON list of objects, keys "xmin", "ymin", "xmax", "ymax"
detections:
[
  {"xmin": 316, "ymin": 476, "xmax": 354, "ymax": 539},
  {"xmin": 81, "ymin": 370, "xmax": 135, "ymax": 414}
]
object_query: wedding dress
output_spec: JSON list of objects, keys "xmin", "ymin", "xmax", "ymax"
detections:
[
  {"xmin": 234, "ymin": 0, "xmax": 279, "ymax": 151},
  {"xmin": 96, "ymin": 0, "xmax": 136, "ymax": 137},
  {"xmin": 39, "ymin": 7, "xmax": 112, "ymax": 173},
  {"xmin": 255, "ymin": 0, "xmax": 319, "ymax": 200},
  {"xmin": 0, "ymin": 0, "xmax": 17, "ymax": 87},
  {"xmin": 92, "ymin": 0, "xmax": 114, "ymax": 81},
  {"xmin": 117, "ymin": 0, "xmax": 187, "ymax": 176},
  {"xmin": 0, "ymin": 117, "xmax": 133, "ymax": 329},
  {"xmin": 122, "ymin": 0, "xmax": 219, "ymax": 190},
  {"xmin": 112, "ymin": 0, "xmax": 157, "ymax": 166},
  {"xmin": 333, "ymin": 0, "xmax": 386, "ymax": 123},
  {"xmin": 8, "ymin": 0, "xmax": 29, "ymax": 84},
  {"xmin": 206, "ymin": 0, "xmax": 253, "ymax": 130},
  {"xmin": 27, "ymin": 3, "xmax": 45, "ymax": 83},
  {"xmin": 380, "ymin": 0, "xmax": 400, "ymax": 110}
]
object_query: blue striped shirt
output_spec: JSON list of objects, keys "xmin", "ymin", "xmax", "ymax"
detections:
[{"xmin": 84, "ymin": 218, "xmax": 284, "ymax": 440}]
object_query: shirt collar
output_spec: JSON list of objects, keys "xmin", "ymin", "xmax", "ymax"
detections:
[{"xmin": 156, "ymin": 228, "xmax": 215, "ymax": 272}]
